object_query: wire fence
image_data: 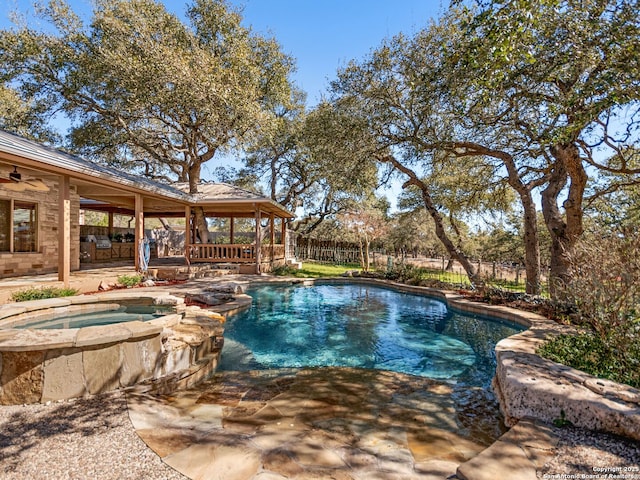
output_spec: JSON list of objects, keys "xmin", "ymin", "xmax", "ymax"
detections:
[
  {"xmin": 387, "ymin": 256, "xmax": 550, "ymax": 294},
  {"xmin": 294, "ymin": 238, "xmax": 550, "ymax": 294}
]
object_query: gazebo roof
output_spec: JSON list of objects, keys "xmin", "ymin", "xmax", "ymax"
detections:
[{"xmin": 173, "ymin": 182, "xmax": 295, "ymax": 218}]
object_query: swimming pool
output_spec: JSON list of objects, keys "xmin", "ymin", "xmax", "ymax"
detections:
[{"xmin": 220, "ymin": 283, "xmax": 524, "ymax": 387}]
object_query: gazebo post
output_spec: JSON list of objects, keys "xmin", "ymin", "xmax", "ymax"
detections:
[
  {"xmin": 281, "ymin": 217, "xmax": 287, "ymax": 260},
  {"xmin": 108, "ymin": 212, "xmax": 114, "ymax": 239},
  {"xmin": 270, "ymin": 213, "xmax": 275, "ymax": 260},
  {"xmin": 134, "ymin": 193, "xmax": 144, "ymax": 271},
  {"xmin": 230, "ymin": 216, "xmax": 234, "ymax": 244},
  {"xmin": 255, "ymin": 207, "xmax": 261, "ymax": 274},
  {"xmin": 184, "ymin": 206, "xmax": 191, "ymax": 265}
]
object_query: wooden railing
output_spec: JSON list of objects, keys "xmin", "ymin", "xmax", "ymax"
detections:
[
  {"xmin": 189, "ymin": 243, "xmax": 256, "ymax": 263},
  {"xmin": 188, "ymin": 243, "xmax": 287, "ymax": 265}
]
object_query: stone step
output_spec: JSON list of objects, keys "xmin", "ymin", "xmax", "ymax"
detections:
[{"xmin": 456, "ymin": 419, "xmax": 557, "ymax": 480}]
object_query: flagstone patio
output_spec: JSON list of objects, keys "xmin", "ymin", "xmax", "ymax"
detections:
[{"xmin": 127, "ymin": 367, "xmax": 488, "ymax": 480}]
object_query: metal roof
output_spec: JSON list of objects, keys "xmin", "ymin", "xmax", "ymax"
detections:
[
  {"xmin": 0, "ymin": 130, "xmax": 294, "ymax": 218},
  {"xmin": 0, "ymin": 129, "xmax": 189, "ymax": 201}
]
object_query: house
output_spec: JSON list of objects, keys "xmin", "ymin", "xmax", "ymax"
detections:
[{"xmin": 0, "ymin": 130, "xmax": 295, "ymax": 284}]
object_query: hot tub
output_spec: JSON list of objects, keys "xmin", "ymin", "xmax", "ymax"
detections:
[{"xmin": 0, "ymin": 292, "xmax": 228, "ymax": 405}]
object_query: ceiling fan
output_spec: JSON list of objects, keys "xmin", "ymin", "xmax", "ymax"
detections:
[{"xmin": 0, "ymin": 166, "xmax": 50, "ymax": 192}]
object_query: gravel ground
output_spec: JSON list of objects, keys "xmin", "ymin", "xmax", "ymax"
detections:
[
  {"xmin": 0, "ymin": 392, "xmax": 186, "ymax": 480},
  {"xmin": 0, "ymin": 391, "xmax": 637, "ymax": 480},
  {"xmin": 538, "ymin": 425, "xmax": 640, "ymax": 479}
]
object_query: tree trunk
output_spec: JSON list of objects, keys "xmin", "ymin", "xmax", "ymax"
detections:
[
  {"xmin": 187, "ymin": 163, "xmax": 210, "ymax": 244},
  {"xmin": 159, "ymin": 218, "xmax": 173, "ymax": 230},
  {"xmin": 364, "ymin": 238, "xmax": 371, "ymax": 272},
  {"xmin": 541, "ymin": 143, "xmax": 587, "ymax": 298},
  {"xmin": 504, "ymin": 170, "xmax": 541, "ymax": 295},
  {"xmin": 520, "ymin": 192, "xmax": 541, "ymax": 295},
  {"xmin": 381, "ymin": 155, "xmax": 484, "ymax": 288},
  {"xmin": 446, "ymin": 145, "xmax": 545, "ymax": 294},
  {"xmin": 494, "ymin": 148, "xmax": 543, "ymax": 295},
  {"xmin": 193, "ymin": 208, "xmax": 210, "ymax": 244}
]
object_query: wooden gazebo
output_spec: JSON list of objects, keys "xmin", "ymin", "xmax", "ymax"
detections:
[{"xmin": 82, "ymin": 182, "xmax": 295, "ymax": 274}]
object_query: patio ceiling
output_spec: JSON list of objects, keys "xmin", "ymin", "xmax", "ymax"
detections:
[{"xmin": 78, "ymin": 183, "xmax": 295, "ymax": 219}]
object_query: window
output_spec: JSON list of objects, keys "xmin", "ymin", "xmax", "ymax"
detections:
[
  {"xmin": 0, "ymin": 200, "xmax": 9, "ymax": 251},
  {"xmin": 0, "ymin": 199, "xmax": 38, "ymax": 252}
]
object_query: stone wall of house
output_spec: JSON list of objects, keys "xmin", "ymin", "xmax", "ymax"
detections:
[{"xmin": 0, "ymin": 178, "xmax": 80, "ymax": 278}]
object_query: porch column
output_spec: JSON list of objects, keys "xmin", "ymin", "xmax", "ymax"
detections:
[
  {"xmin": 58, "ymin": 175, "xmax": 71, "ymax": 286},
  {"xmin": 281, "ymin": 217, "xmax": 287, "ymax": 258},
  {"xmin": 255, "ymin": 208, "xmax": 261, "ymax": 274},
  {"xmin": 134, "ymin": 193, "xmax": 144, "ymax": 271},
  {"xmin": 270, "ymin": 213, "xmax": 275, "ymax": 260},
  {"xmin": 184, "ymin": 206, "xmax": 191, "ymax": 264},
  {"xmin": 108, "ymin": 212, "xmax": 114, "ymax": 239}
]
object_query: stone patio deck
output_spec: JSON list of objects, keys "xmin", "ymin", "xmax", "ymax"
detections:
[{"xmin": 128, "ymin": 368, "xmax": 486, "ymax": 480}]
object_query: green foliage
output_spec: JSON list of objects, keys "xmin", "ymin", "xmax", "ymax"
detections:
[
  {"xmin": 10, "ymin": 286, "xmax": 79, "ymax": 302},
  {"xmin": 450, "ymin": 0, "xmax": 640, "ymax": 294},
  {"xmin": 552, "ymin": 410, "xmax": 573, "ymax": 428},
  {"xmin": 0, "ymin": 84, "xmax": 59, "ymax": 143},
  {"xmin": 538, "ymin": 231, "xmax": 640, "ymax": 388},
  {"xmin": 0, "ymin": 0, "xmax": 295, "ymax": 186},
  {"xmin": 272, "ymin": 262, "xmax": 361, "ymax": 278},
  {"xmin": 271, "ymin": 265, "xmax": 300, "ymax": 277},
  {"xmin": 385, "ymin": 263, "xmax": 472, "ymax": 288},
  {"xmin": 330, "ymin": 0, "xmax": 640, "ymax": 296},
  {"xmin": 117, "ymin": 274, "xmax": 144, "ymax": 287},
  {"xmin": 538, "ymin": 331, "xmax": 640, "ymax": 388}
]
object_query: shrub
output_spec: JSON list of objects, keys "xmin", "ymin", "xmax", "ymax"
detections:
[
  {"xmin": 384, "ymin": 262, "xmax": 416, "ymax": 281},
  {"xmin": 538, "ymin": 330, "xmax": 640, "ymax": 388},
  {"xmin": 117, "ymin": 273, "xmax": 144, "ymax": 287},
  {"xmin": 272, "ymin": 265, "xmax": 300, "ymax": 277},
  {"xmin": 538, "ymin": 231, "xmax": 640, "ymax": 388},
  {"xmin": 385, "ymin": 263, "xmax": 471, "ymax": 288},
  {"xmin": 10, "ymin": 286, "xmax": 79, "ymax": 302}
]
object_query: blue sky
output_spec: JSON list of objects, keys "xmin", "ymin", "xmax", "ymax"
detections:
[
  {"xmin": 1, "ymin": 0, "xmax": 444, "ymax": 105},
  {"xmin": 231, "ymin": 0, "xmax": 443, "ymax": 104}
]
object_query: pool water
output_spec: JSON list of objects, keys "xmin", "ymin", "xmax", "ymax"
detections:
[
  {"xmin": 220, "ymin": 283, "xmax": 524, "ymax": 387},
  {"xmin": 12, "ymin": 303, "xmax": 175, "ymax": 330}
]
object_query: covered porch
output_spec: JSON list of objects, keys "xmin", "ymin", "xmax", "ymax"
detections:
[
  {"xmin": 186, "ymin": 192, "xmax": 292, "ymax": 273},
  {"xmin": 0, "ymin": 130, "xmax": 295, "ymax": 285}
]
